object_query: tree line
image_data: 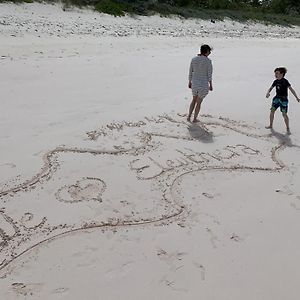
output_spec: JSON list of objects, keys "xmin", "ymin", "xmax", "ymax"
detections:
[
  {"xmin": 91, "ymin": 0, "xmax": 300, "ymax": 15},
  {"xmin": 2, "ymin": 0, "xmax": 300, "ymax": 21},
  {"xmin": 168, "ymin": 0, "xmax": 299, "ymax": 12},
  {"xmin": 177, "ymin": 0, "xmax": 300, "ymax": 14}
]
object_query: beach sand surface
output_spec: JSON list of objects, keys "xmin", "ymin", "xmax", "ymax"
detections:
[{"xmin": 1, "ymin": 3, "xmax": 300, "ymax": 300}]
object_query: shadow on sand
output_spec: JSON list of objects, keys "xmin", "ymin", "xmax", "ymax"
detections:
[
  {"xmin": 188, "ymin": 123, "xmax": 213, "ymax": 143},
  {"xmin": 269, "ymin": 128, "xmax": 293, "ymax": 147},
  {"xmin": 268, "ymin": 128, "xmax": 300, "ymax": 150}
]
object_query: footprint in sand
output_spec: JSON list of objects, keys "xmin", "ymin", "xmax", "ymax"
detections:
[
  {"xmin": 11, "ymin": 282, "xmax": 43, "ymax": 296},
  {"xmin": 52, "ymin": 287, "xmax": 69, "ymax": 294}
]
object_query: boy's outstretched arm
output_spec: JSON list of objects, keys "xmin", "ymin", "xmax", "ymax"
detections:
[
  {"xmin": 288, "ymin": 86, "xmax": 300, "ymax": 102},
  {"xmin": 266, "ymin": 86, "xmax": 274, "ymax": 98}
]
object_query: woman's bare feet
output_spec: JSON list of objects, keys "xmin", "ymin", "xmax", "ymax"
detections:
[
  {"xmin": 187, "ymin": 116, "xmax": 191, "ymax": 122},
  {"xmin": 192, "ymin": 118, "xmax": 200, "ymax": 123},
  {"xmin": 265, "ymin": 125, "xmax": 272, "ymax": 129}
]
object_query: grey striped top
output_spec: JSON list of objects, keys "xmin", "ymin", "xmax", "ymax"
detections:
[{"xmin": 188, "ymin": 55, "xmax": 213, "ymax": 84}]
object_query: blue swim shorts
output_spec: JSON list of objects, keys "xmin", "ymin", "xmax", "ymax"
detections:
[{"xmin": 271, "ymin": 97, "xmax": 288, "ymax": 113}]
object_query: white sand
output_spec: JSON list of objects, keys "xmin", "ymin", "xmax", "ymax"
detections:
[{"xmin": 1, "ymin": 3, "xmax": 300, "ymax": 300}]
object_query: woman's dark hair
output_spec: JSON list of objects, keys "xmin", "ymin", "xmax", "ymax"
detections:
[
  {"xmin": 274, "ymin": 67, "xmax": 287, "ymax": 76},
  {"xmin": 200, "ymin": 44, "xmax": 212, "ymax": 55}
]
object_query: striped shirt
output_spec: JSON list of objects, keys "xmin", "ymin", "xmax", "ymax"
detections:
[
  {"xmin": 188, "ymin": 55, "xmax": 213, "ymax": 98},
  {"xmin": 188, "ymin": 55, "xmax": 213, "ymax": 83}
]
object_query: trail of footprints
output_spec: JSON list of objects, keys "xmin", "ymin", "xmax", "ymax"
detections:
[{"xmin": 0, "ymin": 113, "xmax": 297, "ymax": 272}]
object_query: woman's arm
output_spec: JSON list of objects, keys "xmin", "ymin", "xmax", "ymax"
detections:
[
  {"xmin": 188, "ymin": 60, "xmax": 193, "ymax": 88},
  {"xmin": 208, "ymin": 60, "xmax": 213, "ymax": 91}
]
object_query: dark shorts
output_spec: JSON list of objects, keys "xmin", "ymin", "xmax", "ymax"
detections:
[{"xmin": 271, "ymin": 97, "xmax": 288, "ymax": 113}]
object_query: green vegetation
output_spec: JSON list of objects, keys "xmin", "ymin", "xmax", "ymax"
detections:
[
  {"xmin": 93, "ymin": 0, "xmax": 300, "ymax": 25},
  {"xmin": 1, "ymin": 0, "xmax": 300, "ymax": 25},
  {"xmin": 0, "ymin": 0, "xmax": 33, "ymax": 3},
  {"xmin": 95, "ymin": 1, "xmax": 128, "ymax": 16}
]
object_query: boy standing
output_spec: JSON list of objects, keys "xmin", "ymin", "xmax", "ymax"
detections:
[
  {"xmin": 266, "ymin": 67, "xmax": 300, "ymax": 134},
  {"xmin": 187, "ymin": 44, "xmax": 213, "ymax": 123}
]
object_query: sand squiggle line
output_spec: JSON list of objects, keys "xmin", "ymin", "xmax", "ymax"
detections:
[
  {"xmin": 0, "ymin": 115, "xmax": 291, "ymax": 273},
  {"xmin": 0, "ymin": 144, "xmax": 154, "ymax": 198},
  {"xmin": 0, "ymin": 145, "xmax": 285, "ymax": 273}
]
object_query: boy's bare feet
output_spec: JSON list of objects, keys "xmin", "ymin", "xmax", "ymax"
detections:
[
  {"xmin": 192, "ymin": 119, "xmax": 200, "ymax": 123},
  {"xmin": 287, "ymin": 128, "xmax": 291, "ymax": 135},
  {"xmin": 187, "ymin": 116, "xmax": 191, "ymax": 122},
  {"xmin": 265, "ymin": 125, "xmax": 272, "ymax": 129}
]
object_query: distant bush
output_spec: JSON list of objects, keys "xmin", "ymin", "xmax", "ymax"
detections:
[
  {"xmin": 0, "ymin": 0, "xmax": 299, "ymax": 25},
  {"xmin": 0, "ymin": 0, "xmax": 33, "ymax": 2},
  {"xmin": 95, "ymin": 0, "xmax": 127, "ymax": 16},
  {"xmin": 269, "ymin": 0, "xmax": 288, "ymax": 14}
]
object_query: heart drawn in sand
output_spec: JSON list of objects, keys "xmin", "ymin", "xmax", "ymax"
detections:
[{"xmin": 55, "ymin": 177, "xmax": 106, "ymax": 203}]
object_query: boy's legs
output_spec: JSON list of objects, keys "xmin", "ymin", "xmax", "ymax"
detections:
[
  {"xmin": 280, "ymin": 99, "xmax": 290, "ymax": 133},
  {"xmin": 266, "ymin": 97, "xmax": 279, "ymax": 129},
  {"xmin": 282, "ymin": 112, "xmax": 290, "ymax": 133},
  {"xmin": 266, "ymin": 110, "xmax": 275, "ymax": 129}
]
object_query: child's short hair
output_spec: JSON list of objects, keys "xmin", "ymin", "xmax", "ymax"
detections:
[
  {"xmin": 274, "ymin": 67, "xmax": 287, "ymax": 76},
  {"xmin": 200, "ymin": 44, "xmax": 212, "ymax": 55}
]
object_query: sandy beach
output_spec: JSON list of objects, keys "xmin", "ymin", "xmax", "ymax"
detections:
[{"xmin": 1, "ymin": 3, "xmax": 300, "ymax": 299}]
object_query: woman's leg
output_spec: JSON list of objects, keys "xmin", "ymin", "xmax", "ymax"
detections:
[
  {"xmin": 187, "ymin": 95, "xmax": 198, "ymax": 121},
  {"xmin": 193, "ymin": 96, "xmax": 203, "ymax": 122}
]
